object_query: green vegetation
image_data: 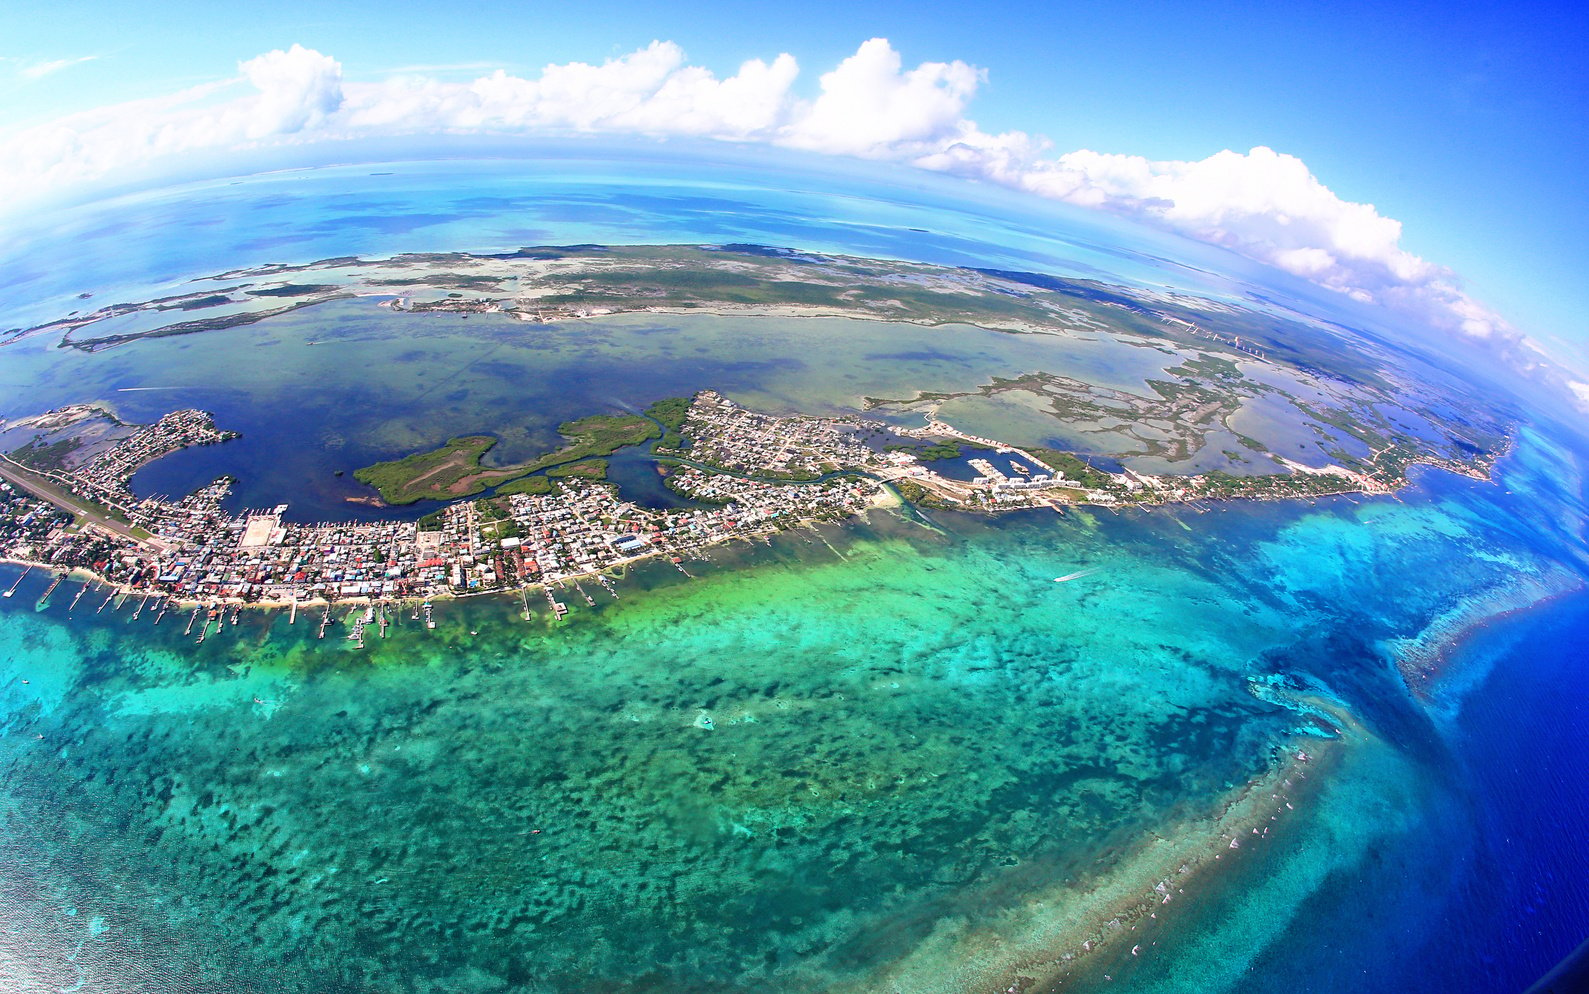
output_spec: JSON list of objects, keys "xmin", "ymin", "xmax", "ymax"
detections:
[
  {"xmin": 417, "ymin": 510, "xmax": 445, "ymax": 531},
  {"xmin": 353, "ymin": 435, "xmax": 498, "ymax": 505},
  {"xmin": 476, "ymin": 499, "xmax": 510, "ymax": 523},
  {"xmin": 752, "ymin": 467, "xmax": 824, "ymax": 482},
  {"xmin": 493, "ymin": 475, "xmax": 555, "ymax": 497},
  {"xmin": 355, "ymin": 413, "xmax": 657, "ymax": 504},
  {"xmin": 892, "ymin": 480, "xmax": 958, "ymax": 510},
  {"xmin": 1027, "ymin": 448, "xmax": 1114, "ymax": 489},
  {"xmin": 10, "ymin": 437, "xmax": 84, "ymax": 472},
  {"xmin": 886, "ymin": 441, "xmax": 962, "ymax": 461},
  {"xmin": 1167, "ymin": 354, "xmax": 1242, "ymax": 380},
  {"xmin": 547, "ymin": 459, "xmax": 609, "ymax": 480},
  {"xmin": 1192, "ymin": 469, "xmax": 1356, "ymax": 500},
  {"xmin": 645, "ymin": 396, "xmax": 693, "ymax": 449},
  {"xmin": 518, "ymin": 414, "xmax": 659, "ymax": 475}
]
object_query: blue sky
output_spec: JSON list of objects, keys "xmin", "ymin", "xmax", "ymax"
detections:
[{"xmin": 2, "ymin": 0, "xmax": 1585, "ymax": 365}]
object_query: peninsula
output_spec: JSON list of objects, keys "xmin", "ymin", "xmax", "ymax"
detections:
[{"xmin": 0, "ymin": 384, "xmax": 1501, "ymax": 641}]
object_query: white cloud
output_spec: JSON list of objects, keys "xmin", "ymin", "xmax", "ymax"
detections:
[
  {"xmin": 7, "ymin": 55, "xmax": 98, "ymax": 81},
  {"xmin": 785, "ymin": 37, "xmax": 982, "ymax": 156},
  {"xmin": 239, "ymin": 43, "xmax": 344, "ymax": 138},
  {"xmin": 0, "ymin": 37, "xmax": 1570, "ymax": 399}
]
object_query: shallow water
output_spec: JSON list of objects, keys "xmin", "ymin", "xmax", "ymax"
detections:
[
  {"xmin": 1, "ymin": 414, "xmax": 1584, "ymax": 992},
  {"xmin": 2, "ymin": 147, "xmax": 1586, "ymax": 993}
]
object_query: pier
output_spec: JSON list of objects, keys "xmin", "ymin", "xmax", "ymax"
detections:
[
  {"xmin": 3, "ymin": 566, "xmax": 29, "ymax": 598},
  {"xmin": 348, "ymin": 605, "xmax": 373, "ymax": 648},
  {"xmin": 542, "ymin": 586, "xmax": 567, "ymax": 619},
  {"xmin": 37, "ymin": 573, "xmax": 63, "ymax": 609}
]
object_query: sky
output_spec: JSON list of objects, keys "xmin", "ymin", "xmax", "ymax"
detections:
[{"xmin": 1, "ymin": 0, "xmax": 1585, "ymax": 383}]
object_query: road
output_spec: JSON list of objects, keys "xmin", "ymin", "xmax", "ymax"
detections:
[{"xmin": 0, "ymin": 457, "xmax": 156, "ymax": 547}]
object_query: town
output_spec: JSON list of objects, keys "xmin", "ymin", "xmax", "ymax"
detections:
[{"xmin": 0, "ymin": 389, "xmax": 1450, "ymax": 641}]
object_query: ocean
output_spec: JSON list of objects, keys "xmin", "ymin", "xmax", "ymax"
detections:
[{"xmin": 0, "ymin": 142, "xmax": 1585, "ymax": 992}]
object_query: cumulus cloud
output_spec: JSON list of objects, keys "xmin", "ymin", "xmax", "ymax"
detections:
[
  {"xmin": 785, "ymin": 37, "xmax": 982, "ymax": 156},
  {"xmin": 973, "ymin": 144, "xmax": 1517, "ymax": 342},
  {"xmin": 0, "ymin": 37, "xmax": 1555, "ymax": 388},
  {"xmin": 239, "ymin": 43, "xmax": 344, "ymax": 137}
]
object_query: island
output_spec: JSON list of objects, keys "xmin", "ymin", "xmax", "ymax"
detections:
[
  {"xmin": 0, "ymin": 382, "xmax": 1502, "ymax": 646},
  {"xmin": 0, "ymin": 243, "xmax": 1511, "ymax": 660},
  {"xmin": 351, "ymin": 410, "xmax": 661, "ymax": 504}
]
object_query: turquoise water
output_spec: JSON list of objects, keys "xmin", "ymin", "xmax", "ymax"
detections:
[
  {"xmin": 1, "ymin": 145, "xmax": 1587, "ymax": 992},
  {"xmin": 1, "ymin": 419, "xmax": 1584, "ymax": 991}
]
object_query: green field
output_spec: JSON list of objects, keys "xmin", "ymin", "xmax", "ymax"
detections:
[
  {"xmin": 516, "ymin": 414, "xmax": 659, "ymax": 474},
  {"xmin": 353, "ymin": 435, "xmax": 501, "ymax": 505},
  {"xmin": 493, "ymin": 475, "xmax": 556, "ymax": 497},
  {"xmin": 1026, "ymin": 447, "xmax": 1115, "ymax": 489},
  {"xmin": 354, "ymin": 414, "xmax": 658, "ymax": 504},
  {"xmin": 547, "ymin": 459, "xmax": 610, "ymax": 480}
]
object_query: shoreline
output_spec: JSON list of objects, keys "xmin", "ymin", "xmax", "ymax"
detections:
[
  {"xmin": 1391, "ymin": 563, "xmax": 1588, "ymax": 701},
  {"xmin": 0, "ymin": 509, "xmax": 879, "ymax": 617},
  {"xmin": 852, "ymin": 738, "xmax": 1338, "ymax": 994},
  {"xmin": 0, "ymin": 452, "xmax": 1502, "ymax": 621}
]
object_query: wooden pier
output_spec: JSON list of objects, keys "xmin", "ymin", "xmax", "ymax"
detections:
[{"xmin": 3, "ymin": 566, "xmax": 29, "ymax": 598}]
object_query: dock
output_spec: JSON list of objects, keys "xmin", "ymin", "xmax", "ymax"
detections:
[
  {"xmin": 37, "ymin": 573, "xmax": 63, "ymax": 609},
  {"xmin": 541, "ymin": 586, "xmax": 567, "ymax": 620},
  {"xmin": 3, "ymin": 566, "xmax": 29, "ymax": 598},
  {"xmin": 348, "ymin": 605, "xmax": 373, "ymax": 648}
]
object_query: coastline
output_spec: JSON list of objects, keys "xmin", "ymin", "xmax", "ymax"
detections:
[
  {"xmin": 850, "ymin": 739, "xmax": 1337, "ymax": 994},
  {"xmin": 0, "ymin": 443, "xmax": 1502, "ymax": 621},
  {"xmin": 0, "ymin": 506, "xmax": 888, "ymax": 617},
  {"xmin": 1390, "ymin": 562, "xmax": 1588, "ymax": 701}
]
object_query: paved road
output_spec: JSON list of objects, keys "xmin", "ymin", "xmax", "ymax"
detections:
[{"xmin": 0, "ymin": 458, "xmax": 153, "ymax": 546}]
